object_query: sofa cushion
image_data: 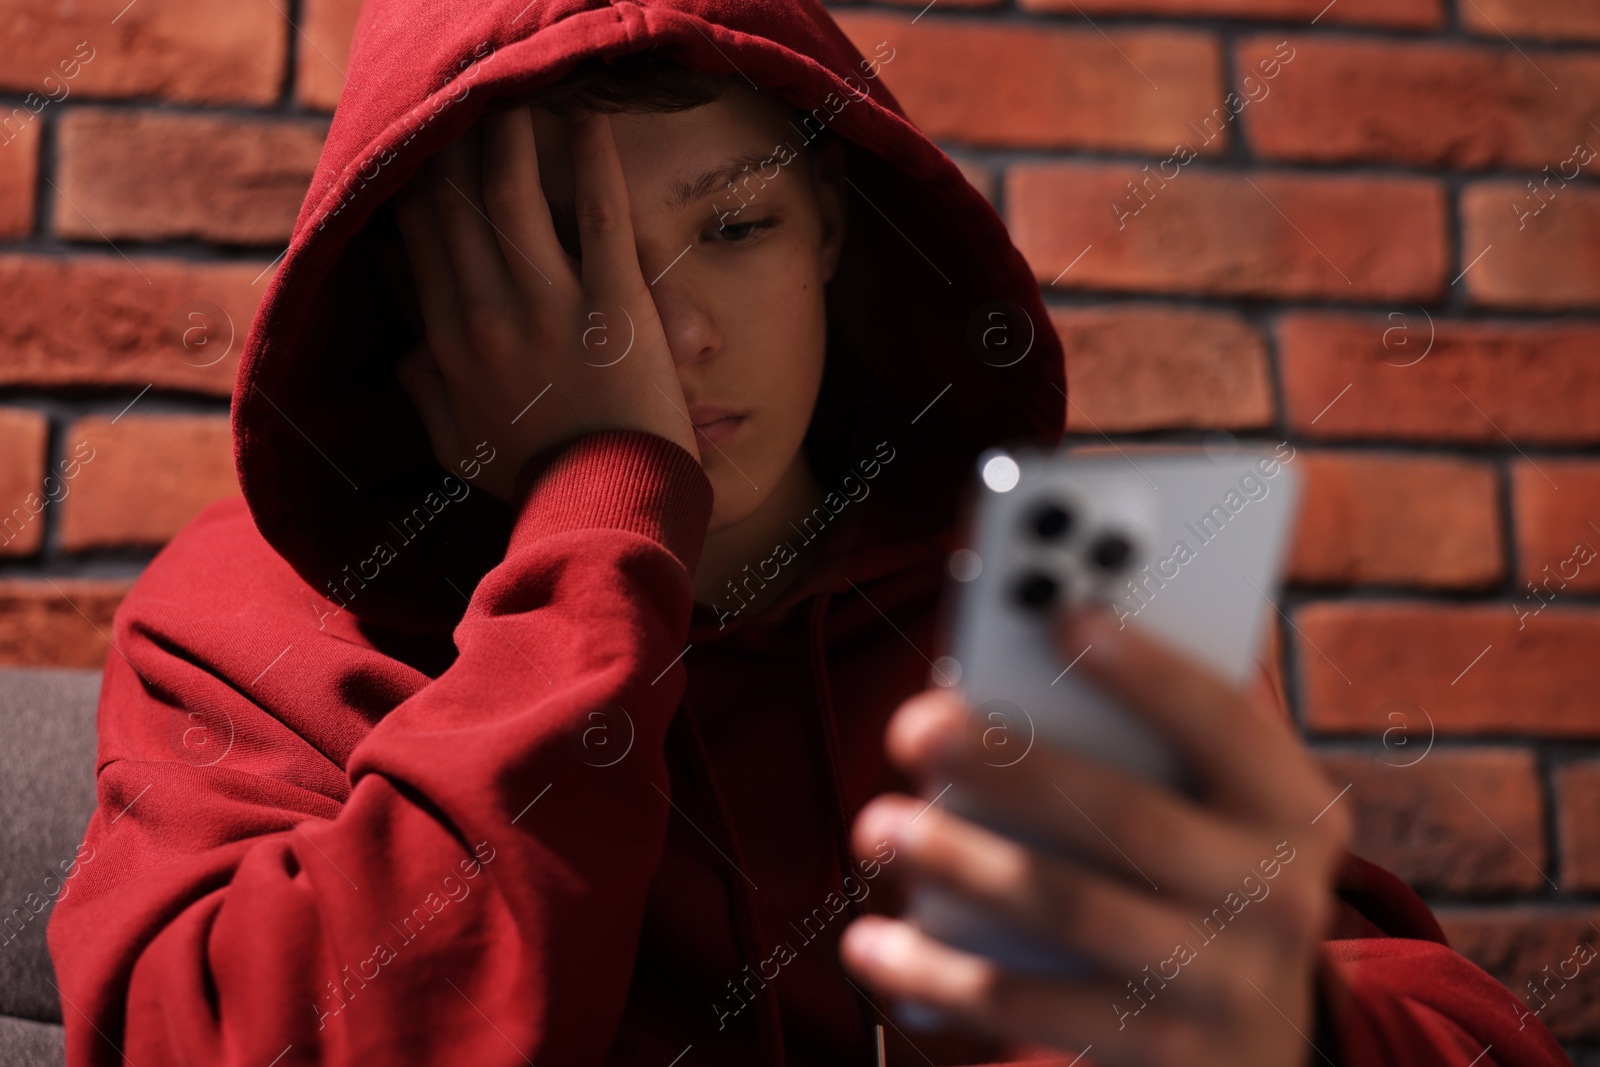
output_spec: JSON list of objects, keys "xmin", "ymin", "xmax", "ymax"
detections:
[
  {"xmin": 0, "ymin": 1014, "xmax": 64, "ymax": 1067},
  {"xmin": 0, "ymin": 666, "xmax": 102, "ymax": 1026}
]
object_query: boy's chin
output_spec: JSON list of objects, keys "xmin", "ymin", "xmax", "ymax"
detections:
[
  {"xmin": 702, "ymin": 472, "xmax": 769, "ymax": 537},
  {"xmin": 704, "ymin": 490, "xmax": 755, "ymax": 536},
  {"xmin": 699, "ymin": 432, "xmax": 809, "ymax": 535}
]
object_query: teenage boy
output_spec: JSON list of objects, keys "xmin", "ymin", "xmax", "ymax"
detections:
[{"xmin": 48, "ymin": 4, "xmax": 1567, "ymax": 1066}]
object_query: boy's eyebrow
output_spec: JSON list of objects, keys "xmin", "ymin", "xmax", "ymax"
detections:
[
  {"xmin": 541, "ymin": 148, "xmax": 788, "ymax": 236},
  {"xmin": 667, "ymin": 149, "xmax": 790, "ymax": 209}
]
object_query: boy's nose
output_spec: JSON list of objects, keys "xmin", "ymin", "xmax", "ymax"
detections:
[{"xmin": 646, "ymin": 270, "xmax": 721, "ymax": 368}]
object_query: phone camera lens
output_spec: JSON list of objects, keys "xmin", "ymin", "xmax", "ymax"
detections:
[
  {"xmin": 1011, "ymin": 572, "xmax": 1058, "ymax": 611},
  {"xmin": 1089, "ymin": 533, "xmax": 1134, "ymax": 571},
  {"xmin": 1028, "ymin": 502, "xmax": 1075, "ymax": 541}
]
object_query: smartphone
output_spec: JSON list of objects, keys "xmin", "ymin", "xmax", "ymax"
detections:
[{"xmin": 902, "ymin": 443, "xmax": 1302, "ymax": 995}]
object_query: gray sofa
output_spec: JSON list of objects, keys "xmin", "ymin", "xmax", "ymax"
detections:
[{"xmin": 1, "ymin": 666, "xmax": 103, "ymax": 1067}]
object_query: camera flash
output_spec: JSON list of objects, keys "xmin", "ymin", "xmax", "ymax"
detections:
[{"xmin": 981, "ymin": 454, "xmax": 1020, "ymax": 493}]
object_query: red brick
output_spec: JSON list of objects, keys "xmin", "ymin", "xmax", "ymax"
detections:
[
  {"xmin": 1007, "ymin": 165, "xmax": 1446, "ymax": 301},
  {"xmin": 1462, "ymin": 0, "xmax": 1600, "ymax": 43},
  {"xmin": 0, "ymin": 114, "xmax": 38, "ymax": 237},
  {"xmin": 0, "ymin": 255, "xmax": 270, "ymax": 395},
  {"xmin": 55, "ymin": 110, "xmax": 326, "ymax": 244},
  {"xmin": 1288, "ymin": 452, "xmax": 1502, "ymax": 589},
  {"xmin": 296, "ymin": 0, "xmax": 365, "ymax": 110},
  {"xmin": 0, "ymin": 409, "xmax": 49, "ymax": 557},
  {"xmin": 1313, "ymin": 748, "xmax": 1546, "ymax": 895},
  {"xmin": 1462, "ymin": 181, "xmax": 1600, "ymax": 311},
  {"xmin": 1512, "ymin": 461, "xmax": 1600, "ymax": 598},
  {"xmin": 1556, "ymin": 761, "xmax": 1600, "ymax": 892},
  {"xmin": 833, "ymin": 13, "xmax": 1225, "ymax": 152},
  {"xmin": 1278, "ymin": 313, "xmax": 1600, "ymax": 445},
  {"xmin": 1296, "ymin": 602, "xmax": 1600, "ymax": 738},
  {"xmin": 60, "ymin": 415, "xmax": 238, "ymax": 551},
  {"xmin": 1050, "ymin": 305, "xmax": 1273, "ymax": 432},
  {"xmin": 0, "ymin": 579, "xmax": 133, "ymax": 668},
  {"xmin": 1018, "ymin": 0, "xmax": 1440, "ymax": 30},
  {"xmin": 1240, "ymin": 36, "xmax": 1600, "ymax": 169},
  {"xmin": 0, "ymin": 1, "xmax": 286, "ymax": 105},
  {"xmin": 1437, "ymin": 909, "xmax": 1600, "ymax": 1041}
]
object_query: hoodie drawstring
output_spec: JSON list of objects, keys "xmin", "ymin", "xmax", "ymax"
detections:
[
  {"xmin": 806, "ymin": 590, "xmax": 891, "ymax": 1059},
  {"xmin": 679, "ymin": 705, "xmax": 789, "ymax": 1067}
]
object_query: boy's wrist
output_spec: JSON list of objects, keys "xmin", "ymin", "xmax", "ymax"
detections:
[{"xmin": 510, "ymin": 429, "xmax": 714, "ymax": 574}]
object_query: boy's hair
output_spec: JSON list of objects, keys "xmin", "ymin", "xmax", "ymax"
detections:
[
  {"xmin": 514, "ymin": 49, "xmax": 838, "ymax": 157},
  {"xmin": 524, "ymin": 49, "xmax": 732, "ymax": 115}
]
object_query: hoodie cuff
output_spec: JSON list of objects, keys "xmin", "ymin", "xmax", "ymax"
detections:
[{"xmin": 509, "ymin": 429, "xmax": 714, "ymax": 575}]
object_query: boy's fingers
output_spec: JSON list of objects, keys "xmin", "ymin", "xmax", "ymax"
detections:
[
  {"xmin": 868, "ymin": 798, "xmax": 1278, "ymax": 1012},
  {"xmin": 395, "ymin": 343, "xmax": 466, "ymax": 469},
  {"xmin": 429, "ymin": 132, "xmax": 517, "ymax": 354},
  {"xmin": 839, "ymin": 916, "xmax": 1179, "ymax": 1058},
  {"xmin": 480, "ymin": 104, "xmax": 569, "ymax": 296},
  {"xmin": 885, "ymin": 692, "xmax": 1282, "ymax": 909},
  {"xmin": 1054, "ymin": 611, "xmax": 1328, "ymax": 826},
  {"xmin": 394, "ymin": 177, "xmax": 468, "ymax": 368},
  {"xmin": 567, "ymin": 110, "xmax": 652, "ymax": 309}
]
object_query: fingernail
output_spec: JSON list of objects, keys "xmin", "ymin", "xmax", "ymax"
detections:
[
  {"xmin": 911, "ymin": 694, "xmax": 967, "ymax": 769},
  {"xmin": 844, "ymin": 918, "xmax": 902, "ymax": 967},
  {"xmin": 859, "ymin": 801, "xmax": 912, "ymax": 852},
  {"xmin": 569, "ymin": 106, "xmax": 594, "ymax": 125}
]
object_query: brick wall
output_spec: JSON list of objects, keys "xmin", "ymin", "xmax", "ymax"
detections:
[{"xmin": 2, "ymin": 0, "xmax": 1597, "ymax": 1057}]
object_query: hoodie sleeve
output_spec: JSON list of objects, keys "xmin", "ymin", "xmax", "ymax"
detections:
[
  {"xmin": 1312, "ymin": 937, "xmax": 1571, "ymax": 1067},
  {"xmin": 966, "ymin": 933, "xmax": 1570, "ymax": 1067},
  {"xmin": 46, "ymin": 428, "xmax": 714, "ymax": 1067}
]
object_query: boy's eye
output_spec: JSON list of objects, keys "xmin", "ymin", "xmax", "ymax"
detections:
[{"xmin": 702, "ymin": 216, "xmax": 779, "ymax": 244}]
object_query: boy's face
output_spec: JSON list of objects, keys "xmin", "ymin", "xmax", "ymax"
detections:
[{"xmin": 525, "ymin": 90, "xmax": 849, "ymax": 533}]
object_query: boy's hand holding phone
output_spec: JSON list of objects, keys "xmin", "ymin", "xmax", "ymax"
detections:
[
  {"xmin": 393, "ymin": 105, "xmax": 700, "ymax": 505},
  {"xmin": 835, "ymin": 449, "xmax": 1343, "ymax": 1063},
  {"xmin": 841, "ymin": 609, "xmax": 1352, "ymax": 1067}
]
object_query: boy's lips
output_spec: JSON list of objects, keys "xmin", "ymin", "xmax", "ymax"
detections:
[
  {"xmin": 687, "ymin": 403, "xmax": 744, "ymax": 425},
  {"xmin": 687, "ymin": 404, "xmax": 748, "ymax": 446}
]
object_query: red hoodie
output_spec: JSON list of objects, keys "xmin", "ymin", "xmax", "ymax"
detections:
[{"xmin": 46, "ymin": 2, "xmax": 1571, "ymax": 1065}]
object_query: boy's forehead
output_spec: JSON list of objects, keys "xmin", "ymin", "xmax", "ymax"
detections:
[{"xmin": 526, "ymin": 91, "xmax": 804, "ymax": 210}]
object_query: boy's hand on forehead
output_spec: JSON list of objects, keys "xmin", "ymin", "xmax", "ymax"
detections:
[{"xmin": 393, "ymin": 103, "xmax": 700, "ymax": 505}]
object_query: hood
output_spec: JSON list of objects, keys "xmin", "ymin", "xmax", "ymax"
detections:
[{"xmin": 232, "ymin": 0, "xmax": 1065, "ymax": 637}]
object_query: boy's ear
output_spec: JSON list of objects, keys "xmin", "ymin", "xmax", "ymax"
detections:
[{"xmin": 809, "ymin": 136, "xmax": 848, "ymax": 284}]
